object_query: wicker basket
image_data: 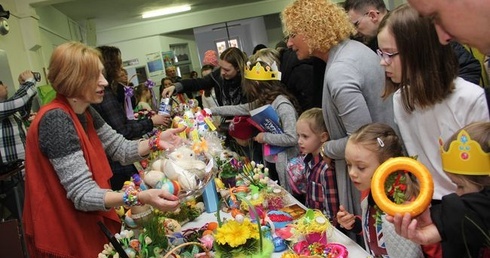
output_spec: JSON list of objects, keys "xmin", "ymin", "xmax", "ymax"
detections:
[{"xmin": 163, "ymin": 242, "xmax": 211, "ymax": 258}]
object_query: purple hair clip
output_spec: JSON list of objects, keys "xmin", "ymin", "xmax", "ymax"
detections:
[{"xmin": 145, "ymin": 79, "xmax": 155, "ymax": 88}]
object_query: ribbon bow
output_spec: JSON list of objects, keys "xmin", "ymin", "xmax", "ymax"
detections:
[
  {"xmin": 124, "ymin": 85, "xmax": 135, "ymax": 120},
  {"xmin": 145, "ymin": 79, "xmax": 158, "ymax": 109}
]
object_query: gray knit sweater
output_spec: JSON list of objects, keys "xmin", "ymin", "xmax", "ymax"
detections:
[{"xmin": 38, "ymin": 107, "xmax": 141, "ymax": 211}]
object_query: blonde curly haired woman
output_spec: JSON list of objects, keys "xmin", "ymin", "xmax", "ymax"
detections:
[{"xmin": 281, "ymin": 0, "xmax": 399, "ymax": 243}]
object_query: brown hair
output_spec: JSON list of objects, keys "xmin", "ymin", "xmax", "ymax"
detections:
[
  {"xmin": 97, "ymin": 45, "xmax": 123, "ymax": 93},
  {"xmin": 220, "ymin": 47, "xmax": 248, "ymax": 77},
  {"xmin": 349, "ymin": 122, "xmax": 419, "ymax": 198},
  {"xmin": 133, "ymin": 83, "xmax": 149, "ymax": 104},
  {"xmin": 48, "ymin": 42, "xmax": 102, "ymax": 98},
  {"xmin": 281, "ymin": 0, "xmax": 356, "ymax": 55},
  {"xmin": 298, "ymin": 108, "xmax": 328, "ymax": 135},
  {"xmin": 378, "ymin": 4, "xmax": 458, "ymax": 112},
  {"xmin": 243, "ymin": 61, "xmax": 300, "ymax": 114},
  {"xmin": 443, "ymin": 122, "xmax": 490, "ymax": 187}
]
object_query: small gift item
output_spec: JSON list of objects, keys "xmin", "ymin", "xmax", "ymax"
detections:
[{"xmin": 294, "ymin": 209, "xmax": 333, "ymax": 245}]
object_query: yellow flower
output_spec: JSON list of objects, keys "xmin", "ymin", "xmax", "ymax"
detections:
[{"xmin": 215, "ymin": 219, "xmax": 259, "ymax": 247}]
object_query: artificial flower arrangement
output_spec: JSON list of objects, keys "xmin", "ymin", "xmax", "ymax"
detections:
[
  {"xmin": 214, "ymin": 195, "xmax": 275, "ymax": 258},
  {"xmin": 98, "ymin": 216, "xmax": 170, "ymax": 258},
  {"xmin": 133, "ymin": 108, "xmax": 157, "ymax": 120},
  {"xmin": 279, "ymin": 209, "xmax": 348, "ymax": 258},
  {"xmin": 215, "ymin": 150, "xmax": 243, "ymax": 188},
  {"xmin": 238, "ymin": 161, "xmax": 289, "ymax": 212}
]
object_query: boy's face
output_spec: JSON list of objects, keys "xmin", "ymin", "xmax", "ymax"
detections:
[
  {"xmin": 446, "ymin": 173, "xmax": 482, "ymax": 196},
  {"xmin": 296, "ymin": 119, "xmax": 326, "ymax": 155},
  {"xmin": 345, "ymin": 140, "xmax": 381, "ymax": 191}
]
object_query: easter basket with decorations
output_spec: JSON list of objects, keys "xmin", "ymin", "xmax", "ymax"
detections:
[
  {"xmin": 142, "ymin": 138, "xmax": 217, "ymax": 201},
  {"xmin": 280, "ymin": 209, "xmax": 349, "ymax": 258},
  {"xmin": 214, "ymin": 195, "xmax": 275, "ymax": 258}
]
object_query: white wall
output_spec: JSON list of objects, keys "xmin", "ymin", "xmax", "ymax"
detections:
[{"xmin": 112, "ymin": 34, "xmax": 201, "ymax": 90}]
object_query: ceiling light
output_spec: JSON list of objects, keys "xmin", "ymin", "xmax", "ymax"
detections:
[{"xmin": 142, "ymin": 5, "xmax": 191, "ymax": 19}]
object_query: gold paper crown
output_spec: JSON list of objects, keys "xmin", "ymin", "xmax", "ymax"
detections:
[
  {"xmin": 244, "ymin": 61, "xmax": 281, "ymax": 81},
  {"xmin": 439, "ymin": 129, "xmax": 490, "ymax": 175}
]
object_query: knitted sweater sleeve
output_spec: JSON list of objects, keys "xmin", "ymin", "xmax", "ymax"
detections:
[
  {"xmin": 39, "ymin": 109, "xmax": 108, "ymax": 211},
  {"xmin": 38, "ymin": 108, "xmax": 139, "ymax": 211},
  {"xmin": 262, "ymin": 95, "xmax": 298, "ymax": 147}
]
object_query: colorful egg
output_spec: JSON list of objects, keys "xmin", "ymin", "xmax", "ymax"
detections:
[
  {"xmin": 160, "ymin": 180, "xmax": 181, "ymax": 195},
  {"xmin": 273, "ymin": 237, "xmax": 287, "ymax": 252}
]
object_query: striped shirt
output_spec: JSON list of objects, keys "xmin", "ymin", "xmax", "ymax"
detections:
[{"xmin": 0, "ymin": 80, "xmax": 36, "ymax": 165}]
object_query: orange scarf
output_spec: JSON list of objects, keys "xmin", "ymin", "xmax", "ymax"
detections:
[{"xmin": 23, "ymin": 94, "xmax": 120, "ymax": 258}]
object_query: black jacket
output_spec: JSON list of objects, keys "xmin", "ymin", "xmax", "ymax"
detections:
[
  {"xmin": 178, "ymin": 68, "xmax": 246, "ymax": 106},
  {"xmin": 451, "ymin": 42, "xmax": 482, "ymax": 85},
  {"xmin": 280, "ymin": 48, "xmax": 325, "ymax": 113},
  {"xmin": 431, "ymin": 187, "xmax": 490, "ymax": 258}
]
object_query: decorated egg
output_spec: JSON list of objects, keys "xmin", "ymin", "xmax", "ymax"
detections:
[
  {"xmin": 273, "ymin": 237, "xmax": 287, "ymax": 252},
  {"xmin": 115, "ymin": 206, "xmax": 125, "ymax": 217},
  {"xmin": 162, "ymin": 218, "xmax": 182, "ymax": 234},
  {"xmin": 124, "ymin": 210, "xmax": 138, "ymax": 228},
  {"xmin": 159, "ymin": 179, "xmax": 181, "ymax": 195}
]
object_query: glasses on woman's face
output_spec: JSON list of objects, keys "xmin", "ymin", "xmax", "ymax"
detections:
[
  {"xmin": 377, "ymin": 49, "xmax": 399, "ymax": 65},
  {"xmin": 283, "ymin": 32, "xmax": 297, "ymax": 42}
]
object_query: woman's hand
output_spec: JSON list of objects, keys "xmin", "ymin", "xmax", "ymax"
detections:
[
  {"xmin": 138, "ymin": 189, "xmax": 179, "ymax": 212},
  {"xmin": 158, "ymin": 127, "xmax": 185, "ymax": 150},
  {"xmin": 161, "ymin": 85, "xmax": 176, "ymax": 98},
  {"xmin": 386, "ymin": 209, "xmax": 441, "ymax": 245},
  {"xmin": 151, "ymin": 114, "xmax": 171, "ymax": 127},
  {"xmin": 336, "ymin": 205, "xmax": 356, "ymax": 230}
]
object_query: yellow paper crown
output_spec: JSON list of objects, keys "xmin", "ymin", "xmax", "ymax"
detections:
[
  {"xmin": 439, "ymin": 129, "xmax": 490, "ymax": 175},
  {"xmin": 244, "ymin": 61, "xmax": 281, "ymax": 81}
]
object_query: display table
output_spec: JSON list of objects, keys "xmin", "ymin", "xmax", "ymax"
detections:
[{"xmin": 181, "ymin": 189, "xmax": 370, "ymax": 258}]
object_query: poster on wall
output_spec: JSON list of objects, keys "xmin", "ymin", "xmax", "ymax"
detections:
[
  {"xmin": 161, "ymin": 51, "xmax": 175, "ymax": 68},
  {"xmin": 146, "ymin": 52, "xmax": 164, "ymax": 76},
  {"xmin": 123, "ymin": 58, "xmax": 139, "ymax": 67},
  {"xmin": 216, "ymin": 40, "xmax": 227, "ymax": 56},
  {"xmin": 216, "ymin": 38, "xmax": 241, "ymax": 55},
  {"xmin": 228, "ymin": 38, "xmax": 239, "ymax": 48}
]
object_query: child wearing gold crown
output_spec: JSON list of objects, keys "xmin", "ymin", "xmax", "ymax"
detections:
[
  {"xmin": 387, "ymin": 121, "xmax": 490, "ymax": 258},
  {"xmin": 209, "ymin": 60, "xmax": 300, "ymax": 193}
]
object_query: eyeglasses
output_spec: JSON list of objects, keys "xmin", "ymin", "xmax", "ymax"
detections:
[
  {"xmin": 283, "ymin": 32, "xmax": 297, "ymax": 42},
  {"xmin": 377, "ymin": 49, "xmax": 399, "ymax": 65},
  {"xmin": 353, "ymin": 12, "xmax": 369, "ymax": 28},
  {"xmin": 352, "ymin": 11, "xmax": 379, "ymax": 28}
]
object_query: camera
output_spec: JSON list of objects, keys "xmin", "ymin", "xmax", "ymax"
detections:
[{"xmin": 32, "ymin": 72, "xmax": 41, "ymax": 82}]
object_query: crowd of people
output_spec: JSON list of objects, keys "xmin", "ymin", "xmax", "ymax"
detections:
[{"xmin": 0, "ymin": 0, "xmax": 488, "ymax": 257}]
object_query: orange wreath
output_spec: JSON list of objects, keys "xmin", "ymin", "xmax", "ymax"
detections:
[{"xmin": 371, "ymin": 157, "xmax": 434, "ymax": 217}]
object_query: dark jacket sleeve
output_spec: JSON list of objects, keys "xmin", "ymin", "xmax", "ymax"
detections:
[
  {"xmin": 431, "ymin": 192, "xmax": 489, "ymax": 258},
  {"xmin": 92, "ymin": 90, "xmax": 153, "ymax": 140},
  {"xmin": 178, "ymin": 69, "xmax": 220, "ymax": 93},
  {"xmin": 451, "ymin": 42, "xmax": 482, "ymax": 85}
]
